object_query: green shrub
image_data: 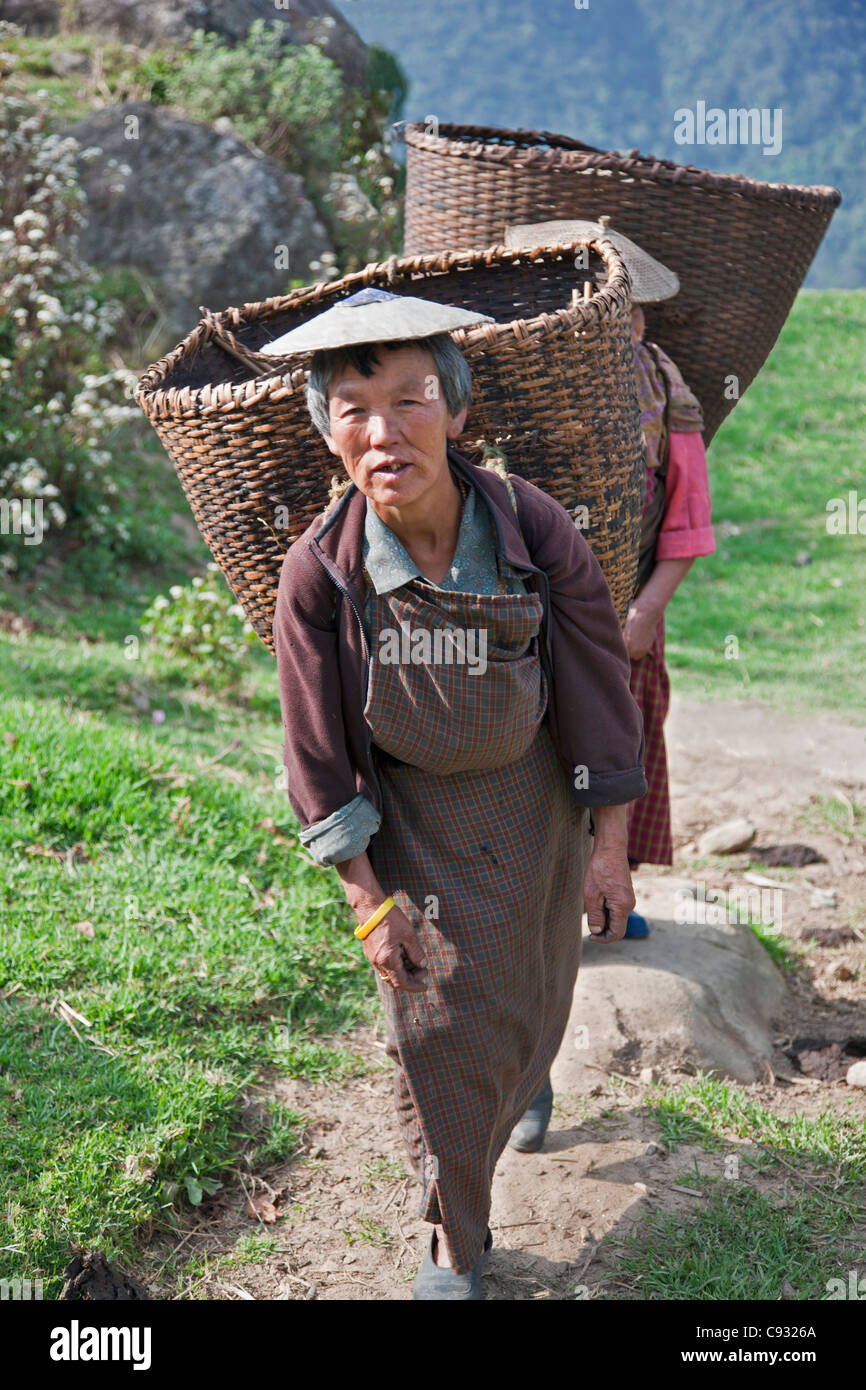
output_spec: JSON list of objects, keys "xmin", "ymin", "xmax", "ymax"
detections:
[
  {"xmin": 140, "ymin": 562, "xmax": 257, "ymax": 688},
  {"xmin": 138, "ymin": 21, "xmax": 344, "ymax": 181}
]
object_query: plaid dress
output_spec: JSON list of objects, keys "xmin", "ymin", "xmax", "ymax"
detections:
[
  {"xmin": 626, "ymin": 615, "xmax": 672, "ymax": 864},
  {"xmin": 364, "ymin": 578, "xmax": 592, "ymax": 1275},
  {"xmin": 627, "ymin": 340, "xmax": 707, "ymax": 866}
]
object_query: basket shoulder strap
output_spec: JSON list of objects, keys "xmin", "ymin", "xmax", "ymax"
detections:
[{"xmin": 478, "ymin": 442, "xmax": 522, "ymax": 525}]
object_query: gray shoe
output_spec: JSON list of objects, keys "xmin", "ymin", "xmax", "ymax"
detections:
[
  {"xmin": 412, "ymin": 1227, "xmax": 492, "ymax": 1301},
  {"xmin": 508, "ymin": 1077, "xmax": 554, "ymax": 1153}
]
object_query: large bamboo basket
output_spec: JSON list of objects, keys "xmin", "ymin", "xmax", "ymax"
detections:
[
  {"xmin": 401, "ymin": 123, "xmax": 841, "ymax": 443},
  {"xmin": 135, "ymin": 240, "xmax": 644, "ymax": 649}
]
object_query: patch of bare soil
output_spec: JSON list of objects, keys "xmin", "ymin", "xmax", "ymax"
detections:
[{"xmin": 138, "ymin": 697, "xmax": 866, "ymax": 1300}]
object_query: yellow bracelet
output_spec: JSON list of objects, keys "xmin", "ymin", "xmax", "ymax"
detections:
[{"xmin": 354, "ymin": 895, "xmax": 395, "ymax": 940}]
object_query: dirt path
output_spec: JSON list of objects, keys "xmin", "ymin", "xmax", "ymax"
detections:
[{"xmin": 141, "ymin": 696, "xmax": 866, "ymax": 1300}]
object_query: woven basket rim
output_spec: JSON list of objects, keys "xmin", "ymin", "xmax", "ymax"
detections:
[
  {"xmin": 399, "ymin": 122, "xmax": 842, "ymax": 210},
  {"xmin": 135, "ymin": 238, "xmax": 634, "ymax": 420}
]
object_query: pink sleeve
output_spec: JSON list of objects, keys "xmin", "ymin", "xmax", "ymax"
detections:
[{"xmin": 655, "ymin": 430, "xmax": 716, "ymax": 560}]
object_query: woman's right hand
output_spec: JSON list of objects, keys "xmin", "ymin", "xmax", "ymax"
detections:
[
  {"xmin": 361, "ymin": 903, "xmax": 429, "ymax": 993},
  {"xmin": 335, "ymin": 852, "xmax": 429, "ymax": 993}
]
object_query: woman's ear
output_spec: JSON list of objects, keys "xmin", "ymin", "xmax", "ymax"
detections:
[{"xmin": 445, "ymin": 405, "xmax": 469, "ymax": 439}]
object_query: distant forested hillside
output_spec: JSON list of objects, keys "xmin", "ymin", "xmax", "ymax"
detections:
[{"xmin": 335, "ymin": 0, "xmax": 864, "ymax": 287}]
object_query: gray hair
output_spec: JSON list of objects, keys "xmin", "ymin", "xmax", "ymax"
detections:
[{"xmin": 305, "ymin": 333, "xmax": 473, "ymax": 438}]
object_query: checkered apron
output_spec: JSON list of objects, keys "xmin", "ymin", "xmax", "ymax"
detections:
[{"xmin": 364, "ymin": 578, "xmax": 592, "ymax": 1274}]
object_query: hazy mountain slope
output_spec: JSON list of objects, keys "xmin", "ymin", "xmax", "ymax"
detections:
[{"xmin": 334, "ymin": 0, "xmax": 864, "ymax": 286}]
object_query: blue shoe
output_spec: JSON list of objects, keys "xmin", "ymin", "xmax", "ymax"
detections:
[
  {"xmin": 624, "ymin": 911, "xmax": 651, "ymax": 938},
  {"xmin": 508, "ymin": 1077, "xmax": 554, "ymax": 1153},
  {"xmin": 413, "ymin": 1227, "xmax": 492, "ymax": 1300}
]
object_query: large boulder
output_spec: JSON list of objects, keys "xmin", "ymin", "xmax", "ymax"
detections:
[
  {"xmin": 62, "ymin": 102, "xmax": 334, "ymax": 345},
  {"xmin": 557, "ymin": 882, "xmax": 788, "ymax": 1088},
  {"xmin": 0, "ymin": 0, "xmax": 369, "ymax": 88}
]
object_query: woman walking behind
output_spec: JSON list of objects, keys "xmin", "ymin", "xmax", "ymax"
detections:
[{"xmin": 504, "ymin": 219, "xmax": 716, "ymax": 942}]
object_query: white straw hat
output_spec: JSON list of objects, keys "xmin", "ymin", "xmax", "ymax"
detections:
[
  {"xmin": 504, "ymin": 216, "xmax": 680, "ymax": 303},
  {"xmin": 259, "ymin": 286, "xmax": 495, "ymax": 355}
]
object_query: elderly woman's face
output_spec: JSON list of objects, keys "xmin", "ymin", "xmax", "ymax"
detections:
[{"xmin": 323, "ymin": 344, "xmax": 467, "ymax": 509}]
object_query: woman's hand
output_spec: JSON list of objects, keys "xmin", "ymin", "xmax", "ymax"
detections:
[
  {"xmin": 582, "ymin": 804, "xmax": 635, "ymax": 942},
  {"xmin": 625, "ymin": 559, "xmax": 695, "ymax": 660},
  {"xmin": 361, "ymin": 903, "xmax": 429, "ymax": 993},
  {"xmin": 334, "ymin": 851, "xmax": 428, "ymax": 993},
  {"xmin": 623, "ymin": 601, "xmax": 659, "ymax": 660}
]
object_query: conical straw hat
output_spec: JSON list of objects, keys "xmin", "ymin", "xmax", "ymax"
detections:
[
  {"xmin": 505, "ymin": 216, "xmax": 679, "ymax": 303},
  {"xmin": 259, "ymin": 286, "xmax": 494, "ymax": 355}
]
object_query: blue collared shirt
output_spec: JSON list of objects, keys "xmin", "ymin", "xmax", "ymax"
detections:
[{"xmin": 297, "ymin": 474, "xmax": 529, "ymax": 865}]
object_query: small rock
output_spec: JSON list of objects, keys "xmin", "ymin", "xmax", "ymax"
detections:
[
  {"xmin": 845, "ymin": 1061, "xmax": 866, "ymax": 1088},
  {"xmin": 311, "ymin": 1146, "xmax": 327, "ymax": 1159},
  {"xmin": 639, "ymin": 1066, "xmax": 658, "ymax": 1085},
  {"xmin": 810, "ymin": 888, "xmax": 837, "ymax": 909},
  {"xmin": 697, "ymin": 819, "xmax": 756, "ymax": 856},
  {"xmin": 801, "ymin": 925, "xmax": 857, "ymax": 947},
  {"xmin": 61, "ymin": 1250, "xmax": 151, "ymax": 1300},
  {"xmin": 781, "ymin": 1279, "xmax": 799, "ymax": 1299},
  {"xmin": 828, "ymin": 962, "xmax": 856, "ymax": 982},
  {"xmin": 51, "ymin": 49, "xmax": 91, "ymax": 76},
  {"xmin": 633, "ymin": 1182, "xmax": 650, "ymax": 1196},
  {"xmin": 645, "ymin": 1142, "xmax": 666, "ymax": 1157},
  {"xmin": 750, "ymin": 843, "xmax": 826, "ymax": 867}
]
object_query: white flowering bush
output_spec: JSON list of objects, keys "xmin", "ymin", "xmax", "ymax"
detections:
[
  {"xmin": 140, "ymin": 563, "xmax": 258, "ymax": 687},
  {"xmin": 0, "ymin": 81, "xmax": 139, "ymax": 576}
]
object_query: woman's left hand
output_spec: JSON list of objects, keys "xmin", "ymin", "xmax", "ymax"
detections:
[{"xmin": 582, "ymin": 805, "xmax": 635, "ymax": 942}]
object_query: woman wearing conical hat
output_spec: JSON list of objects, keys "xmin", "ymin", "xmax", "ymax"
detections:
[
  {"xmin": 266, "ymin": 286, "xmax": 647, "ymax": 1298},
  {"xmin": 501, "ymin": 219, "xmax": 716, "ymax": 1150}
]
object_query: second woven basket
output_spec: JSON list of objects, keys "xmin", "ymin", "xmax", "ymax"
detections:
[
  {"xmin": 136, "ymin": 240, "xmax": 644, "ymax": 648},
  {"xmin": 401, "ymin": 122, "xmax": 841, "ymax": 444}
]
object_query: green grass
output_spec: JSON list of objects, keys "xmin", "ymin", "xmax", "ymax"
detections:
[
  {"xmin": 806, "ymin": 793, "xmax": 866, "ymax": 842},
  {"xmin": 665, "ymin": 290, "xmax": 866, "ymax": 719},
  {"xmin": 597, "ymin": 1076, "xmax": 866, "ymax": 1300},
  {"xmin": 0, "ymin": 610, "xmax": 377, "ymax": 1295},
  {"xmin": 342, "ymin": 1215, "xmax": 394, "ymax": 1248},
  {"xmin": 1, "ymin": 31, "xmax": 146, "ymax": 124},
  {"xmin": 749, "ymin": 921, "xmax": 803, "ymax": 972}
]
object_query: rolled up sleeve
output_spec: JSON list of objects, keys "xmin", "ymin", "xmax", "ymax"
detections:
[
  {"xmin": 298, "ymin": 793, "xmax": 381, "ymax": 866},
  {"xmin": 655, "ymin": 431, "xmax": 717, "ymax": 560}
]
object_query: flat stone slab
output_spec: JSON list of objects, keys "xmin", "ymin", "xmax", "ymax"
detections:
[{"xmin": 554, "ymin": 881, "xmax": 788, "ymax": 1088}]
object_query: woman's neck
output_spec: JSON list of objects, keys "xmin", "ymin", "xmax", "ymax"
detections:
[{"xmin": 372, "ymin": 463, "xmax": 465, "ymax": 584}]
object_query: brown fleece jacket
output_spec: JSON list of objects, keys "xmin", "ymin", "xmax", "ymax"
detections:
[{"xmin": 274, "ymin": 445, "xmax": 647, "ymax": 837}]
